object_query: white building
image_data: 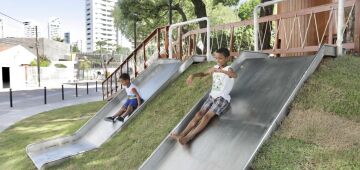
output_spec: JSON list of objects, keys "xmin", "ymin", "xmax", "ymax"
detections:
[
  {"xmin": 0, "ymin": 44, "xmax": 37, "ymax": 89},
  {"xmin": 85, "ymin": 0, "xmax": 119, "ymax": 52},
  {"xmin": 23, "ymin": 21, "xmax": 41, "ymax": 38},
  {"xmin": 48, "ymin": 17, "xmax": 63, "ymax": 40}
]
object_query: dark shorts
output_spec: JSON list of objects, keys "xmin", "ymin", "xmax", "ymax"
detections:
[
  {"xmin": 123, "ymin": 98, "xmax": 144, "ymax": 109},
  {"xmin": 123, "ymin": 99, "xmax": 138, "ymax": 109},
  {"xmin": 200, "ymin": 96, "xmax": 230, "ymax": 116}
]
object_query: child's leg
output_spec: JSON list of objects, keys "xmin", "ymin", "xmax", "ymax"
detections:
[
  {"xmin": 119, "ymin": 105, "xmax": 134, "ymax": 118},
  {"xmin": 179, "ymin": 111, "xmax": 216, "ymax": 145},
  {"xmin": 113, "ymin": 106, "xmax": 127, "ymax": 117},
  {"xmin": 171, "ymin": 111, "xmax": 204, "ymax": 140}
]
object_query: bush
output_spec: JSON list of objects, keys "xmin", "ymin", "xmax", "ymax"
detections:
[{"xmin": 54, "ymin": 64, "xmax": 67, "ymax": 68}]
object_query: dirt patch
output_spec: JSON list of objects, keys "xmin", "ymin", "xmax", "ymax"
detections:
[{"xmin": 278, "ymin": 108, "xmax": 360, "ymax": 150}]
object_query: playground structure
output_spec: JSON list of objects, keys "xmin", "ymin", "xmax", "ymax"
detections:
[{"xmin": 25, "ymin": 0, "xmax": 359, "ymax": 169}]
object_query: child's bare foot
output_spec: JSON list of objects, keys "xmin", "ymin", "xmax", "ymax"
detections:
[
  {"xmin": 170, "ymin": 133, "xmax": 181, "ymax": 141},
  {"xmin": 179, "ymin": 136, "xmax": 190, "ymax": 145}
]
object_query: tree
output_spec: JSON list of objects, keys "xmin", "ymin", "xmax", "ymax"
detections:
[
  {"xmin": 54, "ymin": 37, "xmax": 64, "ymax": 42},
  {"xmin": 113, "ymin": 0, "xmax": 222, "ymax": 42},
  {"xmin": 30, "ymin": 55, "xmax": 51, "ymax": 67},
  {"xmin": 96, "ymin": 40, "xmax": 109, "ymax": 77},
  {"xmin": 72, "ymin": 44, "xmax": 80, "ymax": 53}
]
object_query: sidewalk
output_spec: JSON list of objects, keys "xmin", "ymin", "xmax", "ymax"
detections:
[{"xmin": 0, "ymin": 95, "xmax": 102, "ymax": 132}]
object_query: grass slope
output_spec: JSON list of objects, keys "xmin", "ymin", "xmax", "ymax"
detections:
[
  {"xmin": 252, "ymin": 56, "xmax": 360, "ymax": 170},
  {"xmin": 0, "ymin": 101, "xmax": 106, "ymax": 170}
]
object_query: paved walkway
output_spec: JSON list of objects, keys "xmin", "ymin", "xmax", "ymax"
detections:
[{"xmin": 0, "ymin": 86, "xmax": 103, "ymax": 132}]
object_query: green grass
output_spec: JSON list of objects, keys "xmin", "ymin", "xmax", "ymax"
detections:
[
  {"xmin": 252, "ymin": 56, "xmax": 360, "ymax": 170},
  {"xmin": 293, "ymin": 56, "xmax": 360, "ymax": 121},
  {"xmin": 50, "ymin": 62, "xmax": 213, "ymax": 170},
  {"xmin": 0, "ymin": 101, "xmax": 106, "ymax": 170}
]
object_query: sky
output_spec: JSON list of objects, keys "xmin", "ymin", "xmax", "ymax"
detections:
[{"xmin": 0, "ymin": 0, "xmax": 131, "ymax": 50}]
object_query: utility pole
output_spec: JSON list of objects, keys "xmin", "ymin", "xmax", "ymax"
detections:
[{"xmin": 35, "ymin": 26, "xmax": 40, "ymax": 87}]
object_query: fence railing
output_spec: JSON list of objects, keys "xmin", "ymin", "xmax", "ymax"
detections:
[
  {"xmin": 101, "ymin": 26, "xmax": 169, "ymax": 100},
  {"xmin": 181, "ymin": 0, "xmax": 358, "ymax": 57},
  {"xmin": 102, "ymin": 0, "xmax": 359, "ymax": 100}
]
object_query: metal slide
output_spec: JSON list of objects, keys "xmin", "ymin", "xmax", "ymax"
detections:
[
  {"xmin": 140, "ymin": 45, "xmax": 336, "ymax": 170},
  {"xmin": 26, "ymin": 58, "xmax": 194, "ymax": 169}
]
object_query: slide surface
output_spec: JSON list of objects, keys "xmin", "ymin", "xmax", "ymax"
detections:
[
  {"xmin": 140, "ymin": 45, "xmax": 336, "ymax": 170},
  {"xmin": 26, "ymin": 58, "xmax": 193, "ymax": 169}
]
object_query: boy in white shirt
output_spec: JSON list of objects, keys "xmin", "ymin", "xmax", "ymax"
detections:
[
  {"xmin": 105, "ymin": 73, "xmax": 143, "ymax": 123},
  {"xmin": 171, "ymin": 48, "xmax": 237, "ymax": 145}
]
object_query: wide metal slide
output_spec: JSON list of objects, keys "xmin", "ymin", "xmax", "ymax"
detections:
[
  {"xmin": 26, "ymin": 58, "xmax": 193, "ymax": 169},
  {"xmin": 140, "ymin": 45, "xmax": 336, "ymax": 170}
]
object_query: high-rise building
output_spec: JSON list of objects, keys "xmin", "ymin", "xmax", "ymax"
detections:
[
  {"xmin": 48, "ymin": 17, "xmax": 62, "ymax": 40},
  {"xmin": 85, "ymin": 0, "xmax": 119, "ymax": 52},
  {"xmin": 23, "ymin": 21, "xmax": 41, "ymax": 38},
  {"xmin": 64, "ymin": 32, "xmax": 70, "ymax": 44}
]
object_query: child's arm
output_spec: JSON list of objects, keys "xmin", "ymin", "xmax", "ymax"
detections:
[
  {"xmin": 131, "ymin": 88, "xmax": 142, "ymax": 105},
  {"xmin": 186, "ymin": 67, "xmax": 214, "ymax": 85},
  {"xmin": 216, "ymin": 67, "xmax": 238, "ymax": 78}
]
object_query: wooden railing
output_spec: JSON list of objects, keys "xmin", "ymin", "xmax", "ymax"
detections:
[
  {"xmin": 180, "ymin": 0, "xmax": 358, "ymax": 57},
  {"xmin": 102, "ymin": 0, "xmax": 359, "ymax": 99},
  {"xmin": 101, "ymin": 26, "xmax": 169, "ymax": 99}
]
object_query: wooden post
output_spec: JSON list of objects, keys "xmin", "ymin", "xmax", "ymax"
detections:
[
  {"xmin": 229, "ymin": 27, "xmax": 235, "ymax": 54},
  {"xmin": 134, "ymin": 52, "xmax": 137, "ymax": 77},
  {"xmin": 178, "ymin": 26, "xmax": 183, "ymax": 60},
  {"xmin": 143, "ymin": 43, "xmax": 147, "ymax": 69},
  {"xmin": 328, "ymin": 12, "xmax": 334, "ymax": 45},
  {"xmin": 355, "ymin": 0, "xmax": 360, "ymax": 53},
  {"xmin": 157, "ymin": 28, "xmax": 161, "ymax": 58},
  {"xmin": 274, "ymin": 19, "xmax": 279, "ymax": 50},
  {"xmin": 188, "ymin": 36, "xmax": 191, "ymax": 57},
  {"xmin": 193, "ymin": 34, "xmax": 196, "ymax": 55},
  {"xmin": 165, "ymin": 26, "xmax": 169, "ymax": 58}
]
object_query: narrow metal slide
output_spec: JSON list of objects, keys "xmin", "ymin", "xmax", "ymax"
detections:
[
  {"xmin": 140, "ymin": 45, "xmax": 336, "ymax": 170},
  {"xmin": 26, "ymin": 58, "xmax": 194, "ymax": 169}
]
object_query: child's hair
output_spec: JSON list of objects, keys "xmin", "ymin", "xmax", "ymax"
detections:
[
  {"xmin": 216, "ymin": 48, "xmax": 230, "ymax": 58},
  {"xmin": 119, "ymin": 73, "xmax": 130, "ymax": 81}
]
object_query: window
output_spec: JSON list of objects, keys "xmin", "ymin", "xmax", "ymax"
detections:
[
  {"xmin": 87, "ymin": 28, "xmax": 91, "ymax": 31},
  {"xmin": 87, "ymin": 38, "xmax": 91, "ymax": 40},
  {"xmin": 87, "ymin": 33, "xmax": 91, "ymax": 35}
]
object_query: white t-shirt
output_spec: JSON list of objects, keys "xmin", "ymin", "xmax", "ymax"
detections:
[
  {"xmin": 209, "ymin": 65, "xmax": 235, "ymax": 102},
  {"xmin": 125, "ymin": 83, "xmax": 139, "ymax": 99}
]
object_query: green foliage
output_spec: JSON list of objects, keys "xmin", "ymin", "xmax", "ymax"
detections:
[
  {"xmin": 113, "ymin": 0, "xmax": 171, "ymax": 41},
  {"xmin": 206, "ymin": 0, "xmax": 239, "ymax": 25},
  {"xmin": 30, "ymin": 56, "xmax": 51, "ymax": 67},
  {"xmin": 237, "ymin": 0, "xmax": 260, "ymax": 20},
  {"xmin": 54, "ymin": 64, "xmax": 67, "ymax": 68},
  {"xmin": 115, "ymin": 45, "xmax": 130, "ymax": 55},
  {"xmin": 79, "ymin": 60, "xmax": 91, "ymax": 70},
  {"xmin": 294, "ymin": 56, "xmax": 360, "ymax": 121},
  {"xmin": 72, "ymin": 44, "xmax": 80, "ymax": 53}
]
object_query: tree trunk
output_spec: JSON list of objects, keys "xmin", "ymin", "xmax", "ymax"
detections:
[{"xmin": 191, "ymin": 0, "xmax": 207, "ymax": 29}]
